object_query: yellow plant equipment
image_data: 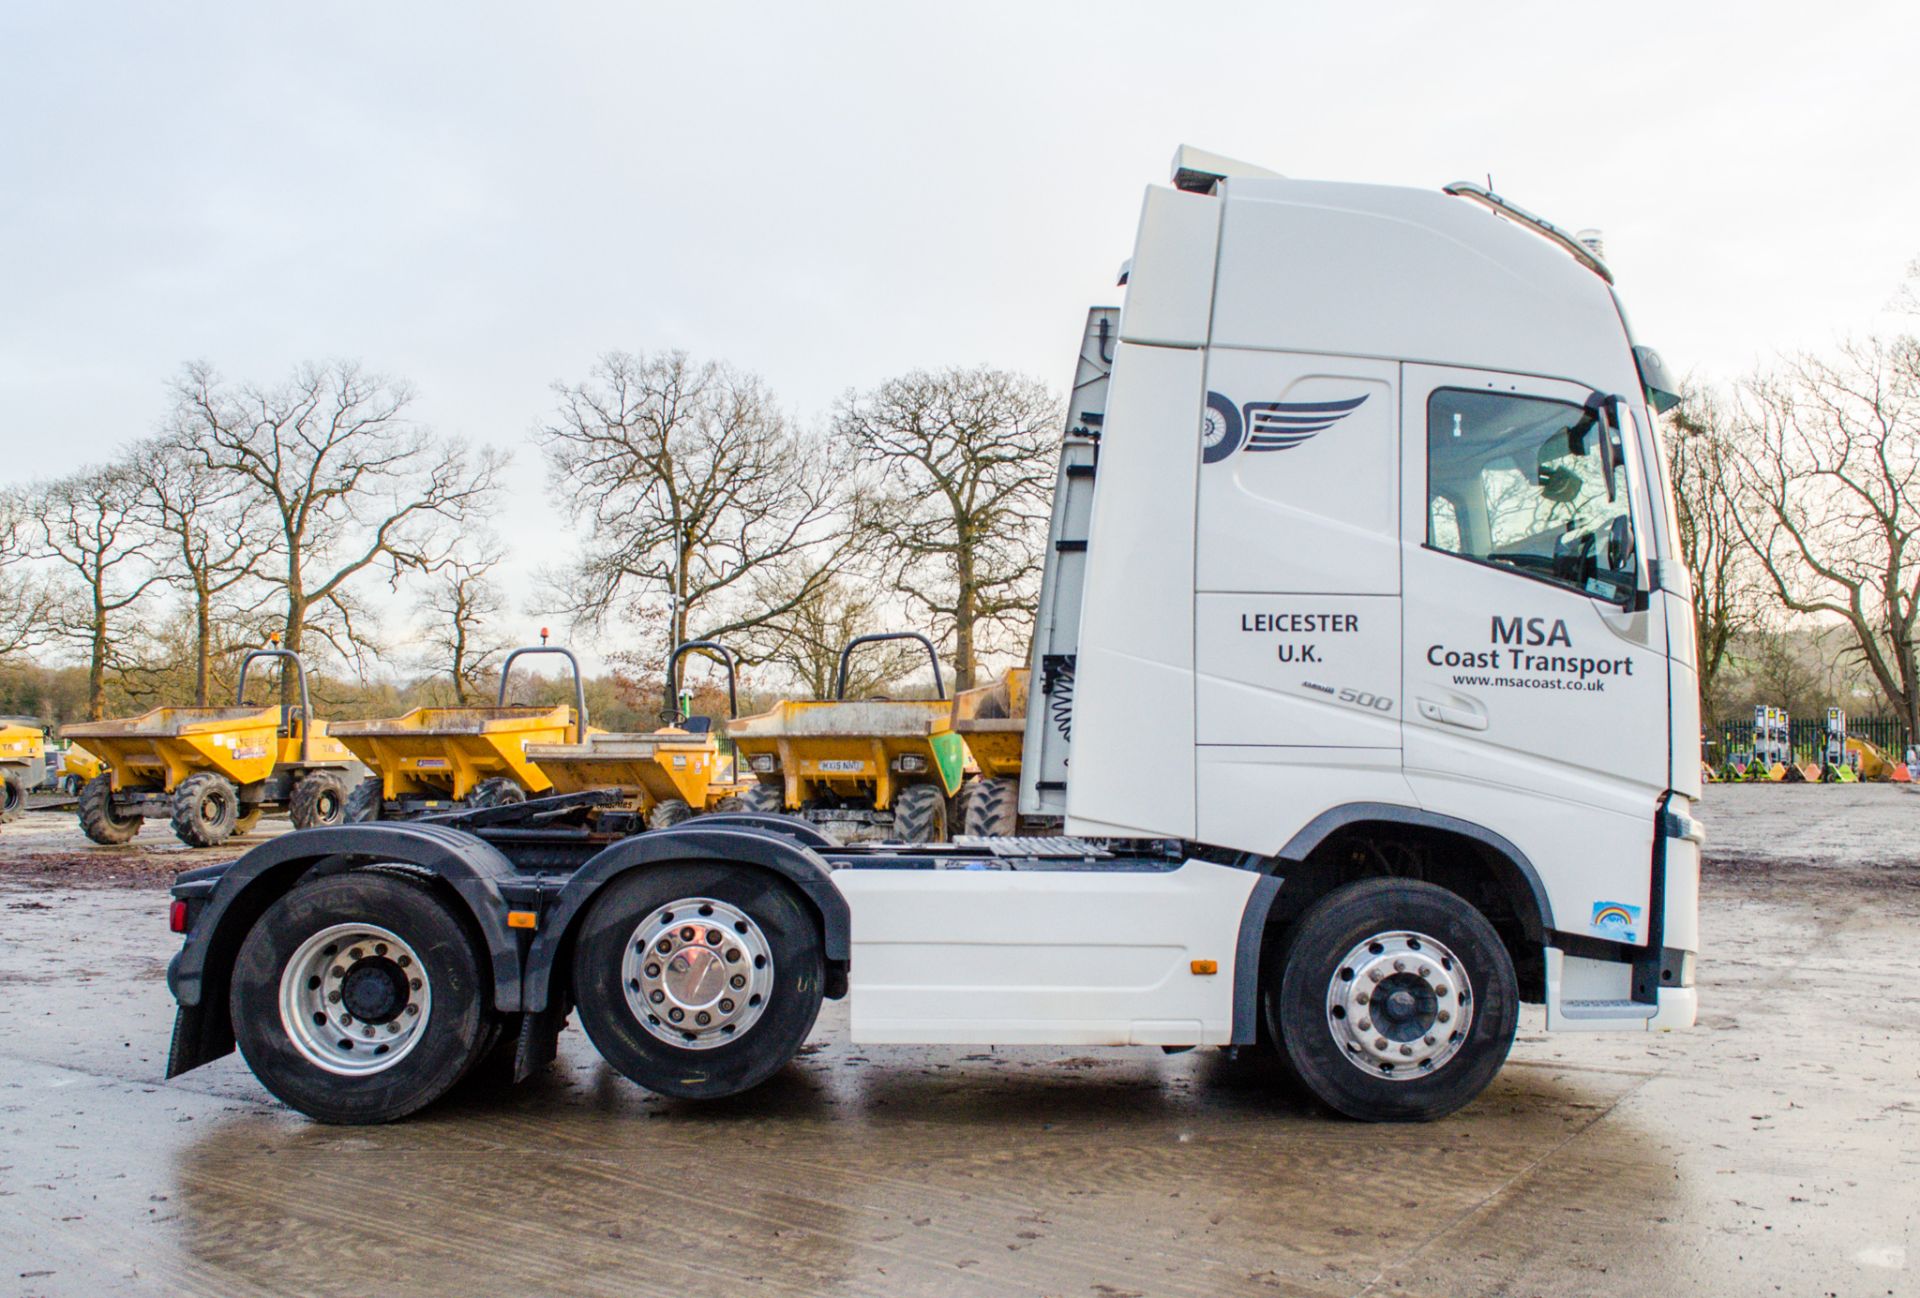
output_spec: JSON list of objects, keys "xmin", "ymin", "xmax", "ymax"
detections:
[
  {"xmin": 727, "ymin": 633, "xmax": 967, "ymax": 843},
  {"xmin": 0, "ymin": 717, "xmax": 47, "ymax": 823},
  {"xmin": 949, "ymin": 666, "xmax": 1031, "ymax": 836},
  {"xmin": 59, "ymin": 647, "xmax": 356, "ymax": 847}
]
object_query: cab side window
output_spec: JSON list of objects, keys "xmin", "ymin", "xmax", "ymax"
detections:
[{"xmin": 1426, "ymin": 388, "xmax": 1635, "ymax": 603}]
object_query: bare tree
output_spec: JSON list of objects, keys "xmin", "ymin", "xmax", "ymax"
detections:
[
  {"xmin": 135, "ymin": 434, "xmax": 277, "ymax": 705},
  {"xmin": 416, "ymin": 551, "xmax": 508, "ymax": 705},
  {"xmin": 1727, "ymin": 335, "xmax": 1920, "ymax": 733},
  {"xmin": 172, "ymin": 361, "xmax": 502, "ymax": 693},
  {"xmin": 835, "ymin": 367, "xmax": 1061, "ymax": 690},
  {"xmin": 747, "ymin": 561, "xmax": 927, "ymax": 699},
  {"xmin": 1665, "ymin": 390, "xmax": 1761, "ymax": 717},
  {"xmin": 541, "ymin": 351, "xmax": 851, "ymax": 670},
  {"xmin": 34, "ymin": 464, "xmax": 165, "ymax": 718},
  {"xmin": 0, "ymin": 490, "xmax": 57, "ymax": 661}
]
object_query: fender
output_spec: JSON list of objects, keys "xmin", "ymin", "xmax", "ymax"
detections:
[
  {"xmin": 521, "ymin": 825, "xmax": 851, "ymax": 1012},
  {"xmin": 1275, "ymin": 801, "xmax": 1555, "ymax": 936},
  {"xmin": 168, "ymin": 822, "xmax": 527, "ymax": 1014},
  {"xmin": 688, "ymin": 812, "xmax": 839, "ymax": 849}
]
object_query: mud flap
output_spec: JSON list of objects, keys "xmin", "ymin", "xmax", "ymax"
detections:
[
  {"xmin": 166, "ymin": 1003, "xmax": 235, "ymax": 1079},
  {"xmin": 509, "ymin": 999, "xmax": 570, "ymax": 1084}
]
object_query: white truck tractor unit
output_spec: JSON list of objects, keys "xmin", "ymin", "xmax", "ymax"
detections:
[{"xmin": 161, "ymin": 147, "xmax": 1700, "ymax": 1125}]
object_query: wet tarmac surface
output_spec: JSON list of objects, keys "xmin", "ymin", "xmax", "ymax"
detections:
[{"xmin": 1, "ymin": 785, "xmax": 1916, "ymax": 1296}]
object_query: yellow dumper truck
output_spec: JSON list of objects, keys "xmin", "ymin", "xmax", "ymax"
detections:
[
  {"xmin": 59, "ymin": 648, "xmax": 356, "ymax": 847},
  {"xmin": 335, "ymin": 640, "xmax": 589, "ymax": 821},
  {"xmin": 0, "ymin": 717, "xmax": 48, "ymax": 822},
  {"xmin": 525, "ymin": 640, "xmax": 751, "ymax": 829},
  {"xmin": 948, "ymin": 667, "xmax": 1032, "ymax": 836},
  {"xmin": 728, "ymin": 633, "xmax": 968, "ymax": 843}
]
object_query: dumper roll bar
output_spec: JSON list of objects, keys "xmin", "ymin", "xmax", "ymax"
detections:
[
  {"xmin": 235, "ymin": 647, "xmax": 314, "ymax": 764},
  {"xmin": 836, "ymin": 632, "xmax": 945, "ymax": 701},
  {"xmin": 665, "ymin": 640, "xmax": 738, "ymax": 721},
  {"xmin": 497, "ymin": 645, "xmax": 588, "ymax": 744}
]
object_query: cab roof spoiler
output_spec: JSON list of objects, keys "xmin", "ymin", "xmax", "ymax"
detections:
[{"xmin": 1443, "ymin": 181, "xmax": 1615, "ymax": 285}]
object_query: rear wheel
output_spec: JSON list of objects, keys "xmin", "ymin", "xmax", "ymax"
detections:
[
  {"xmin": 343, "ymin": 777, "xmax": 383, "ymax": 823},
  {"xmin": 230, "ymin": 872, "xmax": 489, "ymax": 1124},
  {"xmin": 77, "ymin": 773, "xmax": 141, "ymax": 844},
  {"xmin": 960, "ymin": 776, "xmax": 1018, "ymax": 837},
  {"xmin": 738, "ymin": 781, "xmax": 785, "ymax": 814},
  {"xmin": 289, "ymin": 770, "xmax": 349, "ymax": 829},
  {"xmin": 0, "ymin": 769, "xmax": 24, "ymax": 823},
  {"xmin": 171, "ymin": 773, "xmax": 240, "ymax": 847},
  {"xmin": 890, "ymin": 782, "xmax": 946, "ymax": 843},
  {"xmin": 571, "ymin": 864, "xmax": 824, "ymax": 1100},
  {"xmin": 467, "ymin": 777, "xmax": 525, "ymax": 809},
  {"xmin": 647, "ymin": 797, "xmax": 693, "ymax": 830},
  {"xmin": 1265, "ymin": 878, "xmax": 1517, "ymax": 1122}
]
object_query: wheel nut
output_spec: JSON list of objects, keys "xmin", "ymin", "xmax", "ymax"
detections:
[
  {"xmin": 1393, "ymin": 959, "xmax": 1407, "ymax": 972},
  {"xmin": 1357, "ymin": 1018, "xmax": 1372, "ymax": 1032},
  {"xmin": 1433, "ymin": 984, "xmax": 1450, "ymax": 997},
  {"xmin": 668, "ymin": 1008, "xmax": 684, "ymax": 1022},
  {"xmin": 409, "ymin": 978, "xmax": 422, "ymax": 991},
  {"xmin": 327, "ymin": 990, "xmax": 341, "ymax": 1003},
  {"xmin": 375, "ymin": 944, "xmax": 388, "ymax": 956},
  {"xmin": 730, "ymin": 974, "xmax": 746, "ymax": 989},
  {"xmin": 719, "ymin": 998, "xmax": 734, "ymax": 1013},
  {"xmin": 1374, "ymin": 1037, "xmax": 1388, "ymax": 1050},
  {"xmin": 649, "ymin": 990, "xmax": 665, "ymax": 1004},
  {"xmin": 656, "ymin": 939, "xmax": 672, "ymax": 954},
  {"xmin": 725, "ymin": 949, "xmax": 742, "ymax": 964},
  {"xmin": 1437, "ymin": 1010, "xmax": 1451, "ymax": 1023},
  {"xmin": 1368, "ymin": 969, "xmax": 1383, "ymax": 982},
  {"xmin": 679, "ymin": 927, "xmax": 695, "ymax": 941},
  {"xmin": 705, "ymin": 930, "xmax": 721, "ymax": 946},
  {"xmin": 1424, "ymin": 1035, "xmax": 1436, "ymax": 1046},
  {"xmin": 645, "ymin": 963, "xmax": 660, "ymax": 978},
  {"xmin": 405, "ymin": 1005, "xmax": 418, "ymax": 1017},
  {"xmin": 340, "ymin": 1014, "xmax": 353, "ymax": 1026},
  {"xmin": 1400, "ymin": 1044, "xmax": 1414, "ymax": 1056},
  {"xmin": 397, "ymin": 955, "xmax": 411, "ymax": 968},
  {"xmin": 695, "ymin": 1011, "xmax": 711, "ymax": 1025},
  {"xmin": 331, "ymin": 965, "xmax": 345, "ymax": 978},
  {"xmin": 350, "ymin": 948, "xmax": 364, "ymax": 960},
  {"xmin": 1355, "ymin": 992, "xmax": 1370, "ymax": 1005}
]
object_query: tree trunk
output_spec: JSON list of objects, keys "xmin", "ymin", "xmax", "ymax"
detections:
[
  {"xmin": 953, "ymin": 545, "xmax": 976, "ymax": 692},
  {"xmin": 281, "ymin": 585, "xmax": 306, "ymax": 709},
  {"xmin": 193, "ymin": 587, "xmax": 212, "ymax": 707},
  {"xmin": 88, "ymin": 588, "xmax": 107, "ymax": 720}
]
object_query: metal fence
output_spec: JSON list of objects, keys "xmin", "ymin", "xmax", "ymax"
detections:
[{"xmin": 1707, "ymin": 715, "xmax": 1912, "ymax": 766}]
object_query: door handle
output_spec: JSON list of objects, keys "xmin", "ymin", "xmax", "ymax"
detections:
[{"xmin": 1417, "ymin": 698, "xmax": 1488, "ymax": 731}]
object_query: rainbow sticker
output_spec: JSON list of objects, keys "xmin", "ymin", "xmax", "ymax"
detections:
[{"xmin": 1590, "ymin": 901, "xmax": 1640, "ymax": 942}]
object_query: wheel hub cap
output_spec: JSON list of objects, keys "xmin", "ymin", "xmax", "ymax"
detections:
[
  {"xmin": 279, "ymin": 922, "xmax": 431, "ymax": 1076},
  {"xmin": 622, "ymin": 897, "xmax": 773, "ymax": 1051},
  {"xmin": 1325, "ymin": 930, "xmax": 1473, "ymax": 1080}
]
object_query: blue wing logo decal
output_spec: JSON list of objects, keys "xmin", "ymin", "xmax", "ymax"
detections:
[
  {"xmin": 1242, "ymin": 395, "xmax": 1368, "ymax": 453},
  {"xmin": 1202, "ymin": 391, "xmax": 1367, "ymax": 463}
]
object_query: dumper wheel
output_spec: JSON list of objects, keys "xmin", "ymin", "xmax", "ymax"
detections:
[
  {"xmin": 1264, "ymin": 878, "xmax": 1517, "ymax": 1122},
  {"xmin": 739, "ymin": 781, "xmax": 785, "ymax": 814},
  {"xmin": 230, "ymin": 870, "xmax": 490, "ymax": 1124},
  {"xmin": 890, "ymin": 782, "xmax": 947, "ymax": 844},
  {"xmin": 647, "ymin": 798, "xmax": 694, "ymax": 830},
  {"xmin": 77, "ymin": 773, "xmax": 141, "ymax": 844},
  {"xmin": 468, "ymin": 777, "xmax": 525, "ymax": 809},
  {"xmin": 571, "ymin": 863, "xmax": 825, "ymax": 1101},
  {"xmin": 0, "ymin": 770, "xmax": 23, "ymax": 823},
  {"xmin": 344, "ymin": 777, "xmax": 383, "ymax": 823},
  {"xmin": 290, "ymin": 770, "xmax": 349, "ymax": 829},
  {"xmin": 172, "ymin": 773, "xmax": 240, "ymax": 847},
  {"xmin": 63, "ymin": 774, "xmax": 83, "ymax": 795},
  {"xmin": 961, "ymin": 777, "xmax": 1019, "ymax": 837},
  {"xmin": 234, "ymin": 806, "xmax": 263, "ymax": 836}
]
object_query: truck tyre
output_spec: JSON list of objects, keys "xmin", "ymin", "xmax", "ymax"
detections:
[
  {"xmin": 343, "ymin": 777, "xmax": 383, "ymax": 823},
  {"xmin": 571, "ymin": 863, "xmax": 825, "ymax": 1101},
  {"xmin": 63, "ymin": 773, "xmax": 83, "ymax": 796},
  {"xmin": 647, "ymin": 798, "xmax": 693, "ymax": 830},
  {"xmin": 290, "ymin": 770, "xmax": 348, "ymax": 829},
  {"xmin": 171, "ymin": 773, "xmax": 240, "ymax": 847},
  {"xmin": 739, "ymin": 781, "xmax": 785, "ymax": 814},
  {"xmin": 890, "ymin": 782, "xmax": 946, "ymax": 844},
  {"xmin": 1265, "ymin": 877, "xmax": 1517, "ymax": 1123},
  {"xmin": 961, "ymin": 776, "xmax": 1018, "ymax": 837},
  {"xmin": 229, "ymin": 871, "xmax": 490, "ymax": 1124},
  {"xmin": 467, "ymin": 777, "xmax": 525, "ymax": 809},
  {"xmin": 77, "ymin": 773, "xmax": 141, "ymax": 844},
  {"xmin": 234, "ymin": 806, "xmax": 264, "ymax": 836},
  {"xmin": 0, "ymin": 769, "xmax": 23, "ymax": 823}
]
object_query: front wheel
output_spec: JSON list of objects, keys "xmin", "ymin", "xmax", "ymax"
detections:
[
  {"xmin": 0, "ymin": 770, "xmax": 24, "ymax": 823},
  {"xmin": 889, "ymin": 782, "xmax": 947, "ymax": 843},
  {"xmin": 289, "ymin": 770, "xmax": 349, "ymax": 829},
  {"xmin": 343, "ymin": 777, "xmax": 383, "ymax": 823},
  {"xmin": 467, "ymin": 777, "xmax": 525, "ymax": 809},
  {"xmin": 1266, "ymin": 878, "xmax": 1517, "ymax": 1122},
  {"xmin": 646, "ymin": 797, "xmax": 693, "ymax": 830},
  {"xmin": 171, "ymin": 773, "xmax": 240, "ymax": 847},
  {"xmin": 229, "ymin": 872, "xmax": 490, "ymax": 1124},
  {"xmin": 571, "ymin": 864, "xmax": 824, "ymax": 1100},
  {"xmin": 77, "ymin": 773, "xmax": 141, "ymax": 844}
]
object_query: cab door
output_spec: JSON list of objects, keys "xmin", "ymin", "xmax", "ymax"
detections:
[{"xmin": 1399, "ymin": 364, "xmax": 1669, "ymax": 942}]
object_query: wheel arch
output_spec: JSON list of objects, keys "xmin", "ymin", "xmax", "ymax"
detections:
[
  {"xmin": 521, "ymin": 825, "xmax": 852, "ymax": 1015},
  {"xmin": 165, "ymin": 824, "xmax": 527, "ymax": 1078},
  {"xmin": 1267, "ymin": 802, "xmax": 1553, "ymax": 1002}
]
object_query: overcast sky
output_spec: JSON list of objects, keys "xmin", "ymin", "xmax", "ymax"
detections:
[{"xmin": 4, "ymin": 1, "xmax": 1917, "ymax": 666}]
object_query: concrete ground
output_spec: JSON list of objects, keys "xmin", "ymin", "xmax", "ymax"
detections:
[{"xmin": 0, "ymin": 786, "xmax": 1915, "ymax": 1298}]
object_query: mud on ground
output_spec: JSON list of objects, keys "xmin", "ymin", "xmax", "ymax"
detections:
[{"xmin": 0, "ymin": 787, "xmax": 1916, "ymax": 1297}]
